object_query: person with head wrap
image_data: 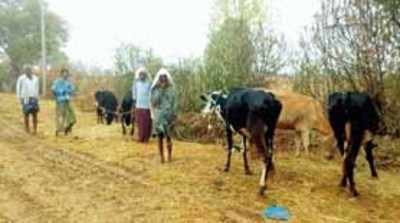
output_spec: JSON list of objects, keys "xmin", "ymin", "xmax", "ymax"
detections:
[
  {"xmin": 150, "ymin": 68, "xmax": 177, "ymax": 163},
  {"xmin": 132, "ymin": 67, "xmax": 152, "ymax": 143},
  {"xmin": 51, "ymin": 68, "xmax": 76, "ymax": 136},
  {"xmin": 16, "ymin": 65, "xmax": 40, "ymax": 134}
]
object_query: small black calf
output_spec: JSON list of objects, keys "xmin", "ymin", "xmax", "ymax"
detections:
[
  {"xmin": 120, "ymin": 91, "xmax": 136, "ymax": 136},
  {"xmin": 94, "ymin": 90, "xmax": 119, "ymax": 125}
]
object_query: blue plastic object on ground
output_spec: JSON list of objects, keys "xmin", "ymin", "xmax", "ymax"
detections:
[{"xmin": 263, "ymin": 205, "xmax": 291, "ymax": 221}]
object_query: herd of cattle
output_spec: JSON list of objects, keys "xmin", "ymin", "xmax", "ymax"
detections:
[
  {"xmin": 95, "ymin": 90, "xmax": 136, "ymax": 135},
  {"xmin": 200, "ymin": 88, "xmax": 381, "ymax": 197},
  {"xmin": 94, "ymin": 88, "xmax": 381, "ymax": 197}
]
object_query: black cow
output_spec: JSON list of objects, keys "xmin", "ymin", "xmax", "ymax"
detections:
[
  {"xmin": 95, "ymin": 91, "xmax": 106, "ymax": 124},
  {"xmin": 119, "ymin": 91, "xmax": 136, "ymax": 135},
  {"xmin": 94, "ymin": 90, "xmax": 118, "ymax": 125},
  {"xmin": 327, "ymin": 92, "xmax": 380, "ymax": 196},
  {"xmin": 201, "ymin": 88, "xmax": 282, "ymax": 195}
]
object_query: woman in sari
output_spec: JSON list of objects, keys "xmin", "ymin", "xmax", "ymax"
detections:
[{"xmin": 150, "ymin": 68, "xmax": 177, "ymax": 163}]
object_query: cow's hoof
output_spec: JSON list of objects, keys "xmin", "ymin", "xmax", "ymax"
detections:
[
  {"xmin": 259, "ymin": 186, "xmax": 267, "ymax": 196},
  {"xmin": 372, "ymin": 173, "xmax": 378, "ymax": 179},
  {"xmin": 223, "ymin": 167, "xmax": 230, "ymax": 172},
  {"xmin": 351, "ymin": 188, "xmax": 359, "ymax": 197}
]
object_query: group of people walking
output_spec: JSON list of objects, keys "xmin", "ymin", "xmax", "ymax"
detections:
[
  {"xmin": 16, "ymin": 66, "xmax": 76, "ymax": 135},
  {"xmin": 132, "ymin": 67, "xmax": 177, "ymax": 162},
  {"xmin": 16, "ymin": 66, "xmax": 177, "ymax": 163}
]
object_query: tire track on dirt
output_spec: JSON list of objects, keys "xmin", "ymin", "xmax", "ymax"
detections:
[
  {"xmin": 0, "ymin": 118, "xmax": 150, "ymax": 187},
  {"xmin": 0, "ymin": 118, "xmax": 163, "ymax": 222},
  {"xmin": 0, "ymin": 117, "xmax": 264, "ymax": 222}
]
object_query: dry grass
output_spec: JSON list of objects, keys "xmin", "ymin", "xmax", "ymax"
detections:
[{"xmin": 0, "ymin": 93, "xmax": 399, "ymax": 222}]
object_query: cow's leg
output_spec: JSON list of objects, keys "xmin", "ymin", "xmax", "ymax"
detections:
[
  {"xmin": 259, "ymin": 158, "xmax": 268, "ymax": 195},
  {"xmin": 167, "ymin": 135, "xmax": 173, "ymax": 162},
  {"xmin": 224, "ymin": 127, "xmax": 234, "ymax": 172},
  {"xmin": 364, "ymin": 140, "xmax": 378, "ymax": 178},
  {"xmin": 294, "ymin": 130, "xmax": 302, "ymax": 157},
  {"xmin": 242, "ymin": 136, "xmax": 252, "ymax": 175},
  {"xmin": 242, "ymin": 136, "xmax": 252, "ymax": 174},
  {"xmin": 122, "ymin": 117, "xmax": 127, "ymax": 135},
  {"xmin": 337, "ymin": 132, "xmax": 345, "ymax": 157},
  {"xmin": 260, "ymin": 124, "xmax": 275, "ymax": 196},
  {"xmin": 158, "ymin": 134, "xmax": 165, "ymax": 164},
  {"xmin": 301, "ymin": 129, "xmax": 311, "ymax": 156},
  {"xmin": 344, "ymin": 125, "xmax": 362, "ymax": 196},
  {"xmin": 331, "ymin": 120, "xmax": 346, "ymax": 157}
]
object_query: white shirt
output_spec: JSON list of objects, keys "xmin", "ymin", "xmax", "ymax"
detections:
[
  {"xmin": 16, "ymin": 74, "xmax": 39, "ymax": 102},
  {"xmin": 132, "ymin": 80, "xmax": 151, "ymax": 109}
]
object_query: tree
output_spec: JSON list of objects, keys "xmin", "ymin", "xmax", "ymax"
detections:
[
  {"xmin": 205, "ymin": 16, "xmax": 255, "ymax": 90},
  {"xmin": 296, "ymin": 0, "xmax": 400, "ymax": 134},
  {"xmin": 113, "ymin": 43, "xmax": 163, "ymax": 97},
  {"xmin": 113, "ymin": 43, "xmax": 162, "ymax": 77},
  {"xmin": 374, "ymin": 0, "xmax": 400, "ymax": 28},
  {"xmin": 253, "ymin": 24, "xmax": 287, "ymax": 75},
  {"xmin": 0, "ymin": 0, "xmax": 68, "ymax": 85},
  {"xmin": 204, "ymin": 0, "xmax": 286, "ymax": 91}
]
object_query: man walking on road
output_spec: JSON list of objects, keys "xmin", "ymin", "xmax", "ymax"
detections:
[
  {"xmin": 16, "ymin": 66, "xmax": 40, "ymax": 134},
  {"xmin": 51, "ymin": 68, "xmax": 76, "ymax": 136}
]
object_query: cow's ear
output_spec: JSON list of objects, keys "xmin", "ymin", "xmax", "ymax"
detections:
[{"xmin": 200, "ymin": 94, "xmax": 208, "ymax": 101}]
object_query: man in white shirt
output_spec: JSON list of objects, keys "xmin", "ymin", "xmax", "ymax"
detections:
[{"xmin": 16, "ymin": 66, "xmax": 40, "ymax": 134}]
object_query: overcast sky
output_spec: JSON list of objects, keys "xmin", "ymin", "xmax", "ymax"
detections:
[{"xmin": 47, "ymin": 0, "xmax": 320, "ymax": 69}]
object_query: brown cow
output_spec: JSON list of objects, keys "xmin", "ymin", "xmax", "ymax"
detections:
[{"xmin": 259, "ymin": 89, "xmax": 336, "ymax": 157}]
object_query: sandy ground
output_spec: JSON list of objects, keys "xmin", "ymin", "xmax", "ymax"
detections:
[{"xmin": 0, "ymin": 93, "xmax": 399, "ymax": 223}]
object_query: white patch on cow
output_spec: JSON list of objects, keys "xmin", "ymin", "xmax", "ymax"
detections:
[
  {"xmin": 215, "ymin": 105, "xmax": 225, "ymax": 122},
  {"xmin": 259, "ymin": 162, "xmax": 266, "ymax": 187},
  {"xmin": 201, "ymin": 100, "xmax": 213, "ymax": 115},
  {"xmin": 201, "ymin": 91, "xmax": 229, "ymax": 130},
  {"xmin": 345, "ymin": 122, "xmax": 351, "ymax": 141},
  {"xmin": 239, "ymin": 128, "xmax": 251, "ymax": 138}
]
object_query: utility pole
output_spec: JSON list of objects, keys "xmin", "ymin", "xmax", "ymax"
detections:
[{"xmin": 40, "ymin": 0, "xmax": 47, "ymax": 96}]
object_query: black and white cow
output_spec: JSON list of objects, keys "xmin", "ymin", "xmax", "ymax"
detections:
[
  {"xmin": 201, "ymin": 88, "xmax": 282, "ymax": 195},
  {"xmin": 119, "ymin": 91, "xmax": 136, "ymax": 136},
  {"xmin": 94, "ymin": 90, "xmax": 119, "ymax": 125},
  {"xmin": 327, "ymin": 92, "xmax": 380, "ymax": 196}
]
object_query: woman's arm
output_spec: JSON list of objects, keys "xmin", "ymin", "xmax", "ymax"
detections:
[{"xmin": 150, "ymin": 88, "xmax": 161, "ymax": 108}]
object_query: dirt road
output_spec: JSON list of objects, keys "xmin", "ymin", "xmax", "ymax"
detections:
[{"xmin": 0, "ymin": 94, "xmax": 399, "ymax": 222}]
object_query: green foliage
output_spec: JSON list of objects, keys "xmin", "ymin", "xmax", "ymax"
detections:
[
  {"xmin": 295, "ymin": 0, "xmax": 400, "ymax": 135},
  {"xmin": 168, "ymin": 58, "xmax": 207, "ymax": 113},
  {"xmin": 0, "ymin": 62, "xmax": 7, "ymax": 84},
  {"xmin": 205, "ymin": 0, "xmax": 285, "ymax": 92},
  {"xmin": 0, "ymin": 0, "xmax": 68, "ymax": 82},
  {"xmin": 205, "ymin": 17, "xmax": 255, "ymax": 90}
]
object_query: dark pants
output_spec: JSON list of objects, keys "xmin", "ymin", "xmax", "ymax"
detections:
[
  {"xmin": 136, "ymin": 108, "xmax": 152, "ymax": 142},
  {"xmin": 20, "ymin": 98, "xmax": 39, "ymax": 134}
]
